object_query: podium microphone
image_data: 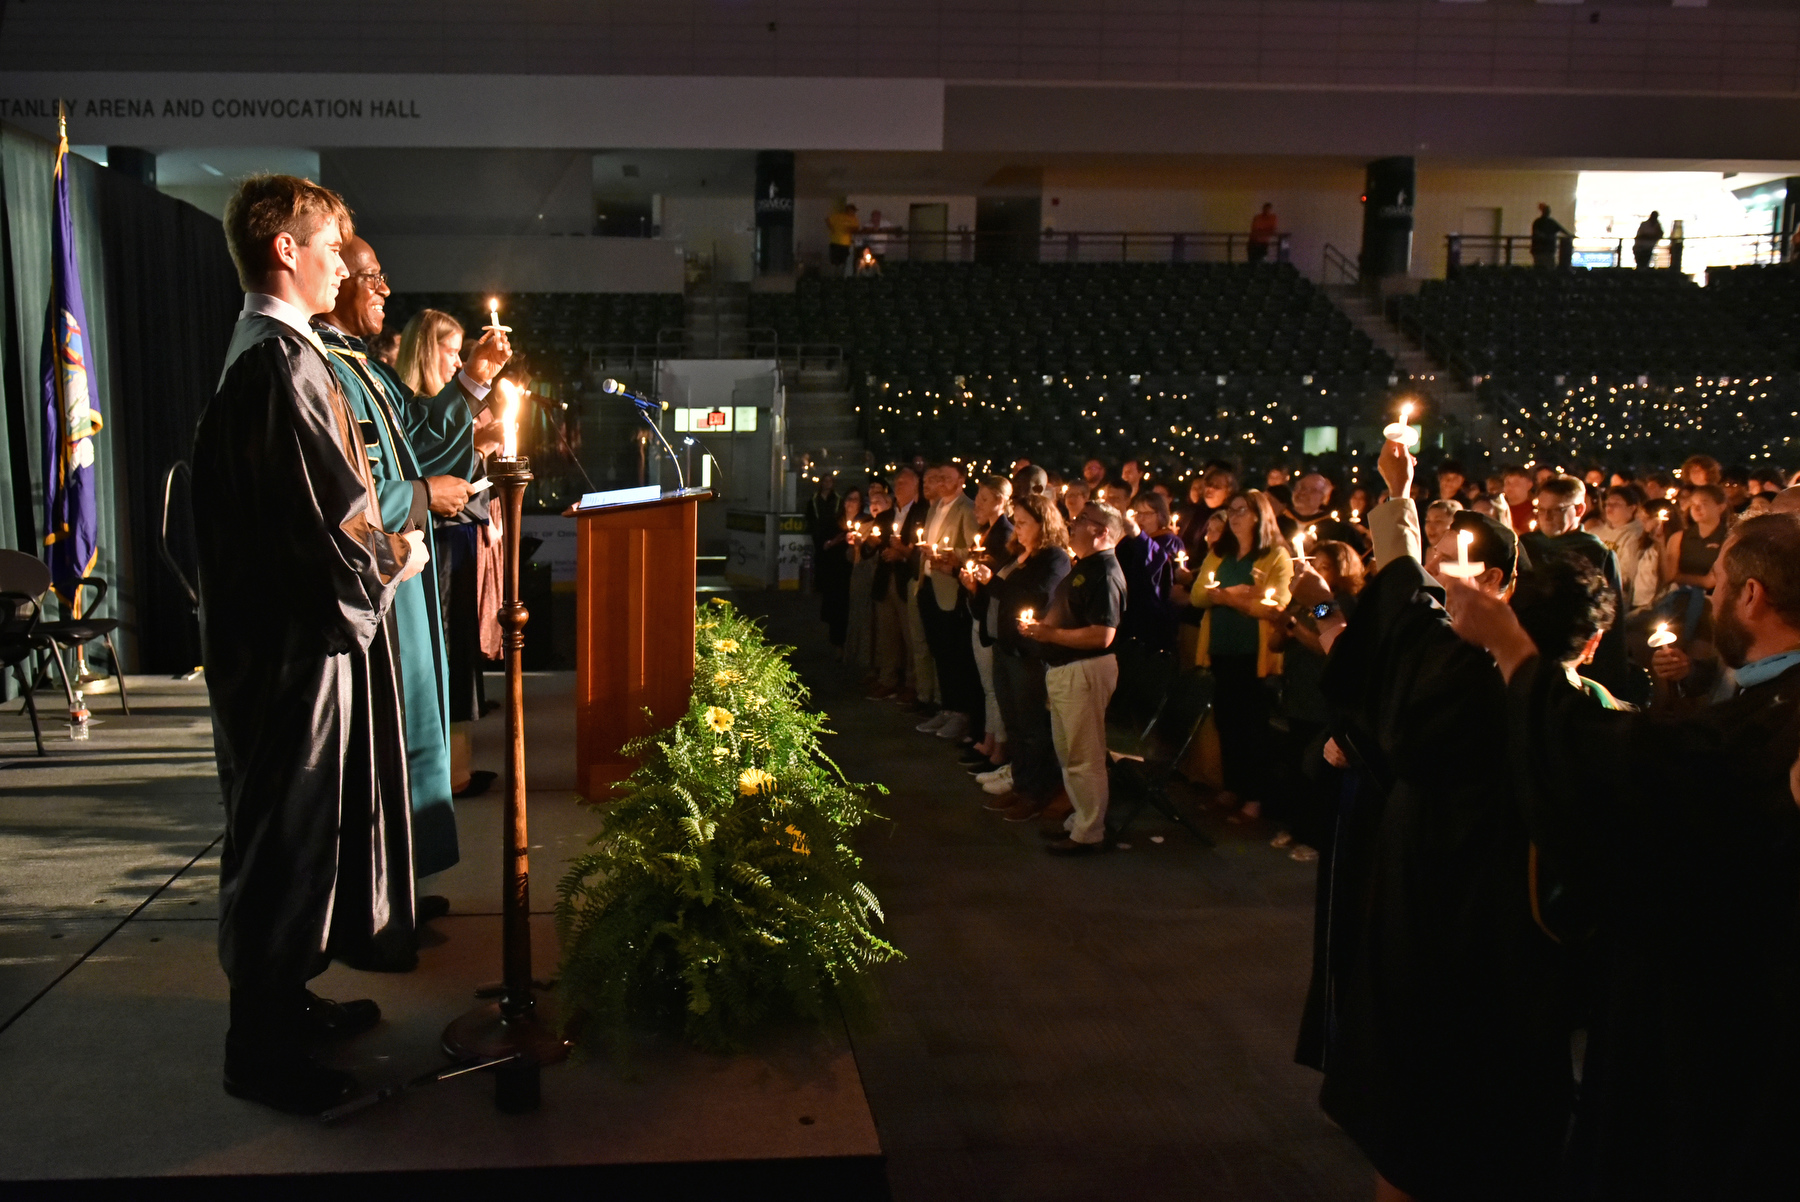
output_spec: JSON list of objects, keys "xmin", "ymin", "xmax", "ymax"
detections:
[
  {"xmin": 601, "ymin": 378, "xmax": 659, "ymax": 412},
  {"xmin": 603, "ymin": 379, "xmax": 685, "ymax": 492}
]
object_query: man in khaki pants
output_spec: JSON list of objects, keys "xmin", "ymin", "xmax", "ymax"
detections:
[
  {"xmin": 868, "ymin": 466, "xmax": 925, "ymax": 703},
  {"xmin": 1018, "ymin": 501, "xmax": 1127, "ymax": 855}
]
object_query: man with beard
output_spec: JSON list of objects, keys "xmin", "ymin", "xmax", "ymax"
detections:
[
  {"xmin": 195, "ymin": 175, "xmax": 428, "ymax": 1113},
  {"xmin": 1304, "ymin": 436, "xmax": 1570, "ymax": 1202},
  {"xmin": 313, "ymin": 235, "xmax": 475, "ymax": 910},
  {"xmin": 1447, "ymin": 513, "xmax": 1800, "ymax": 1201}
]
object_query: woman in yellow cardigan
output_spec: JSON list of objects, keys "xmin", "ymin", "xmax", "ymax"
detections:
[{"xmin": 1183, "ymin": 489, "xmax": 1292, "ymax": 820}]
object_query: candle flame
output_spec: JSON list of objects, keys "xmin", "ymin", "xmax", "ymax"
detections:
[
  {"xmin": 1398, "ymin": 401, "xmax": 1413, "ymax": 425},
  {"xmin": 496, "ymin": 377, "xmax": 520, "ymax": 458}
]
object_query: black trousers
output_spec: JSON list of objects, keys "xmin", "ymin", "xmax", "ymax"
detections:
[
  {"xmin": 993, "ymin": 650, "xmax": 1059, "ymax": 801},
  {"xmin": 1210, "ymin": 653, "xmax": 1272, "ymax": 799},
  {"xmin": 918, "ymin": 583, "xmax": 984, "ymax": 721},
  {"xmin": 1265, "ymin": 716, "xmax": 1331, "ymax": 847}
]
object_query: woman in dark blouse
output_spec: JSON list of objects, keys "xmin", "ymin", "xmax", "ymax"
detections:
[
  {"xmin": 979, "ymin": 493, "xmax": 1073, "ymax": 810},
  {"xmin": 817, "ymin": 486, "xmax": 863, "ymax": 654}
]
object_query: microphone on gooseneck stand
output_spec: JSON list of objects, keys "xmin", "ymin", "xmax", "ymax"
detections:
[
  {"xmin": 601, "ymin": 377, "xmax": 658, "ymax": 412},
  {"xmin": 604, "ymin": 379, "xmax": 686, "ymax": 492}
]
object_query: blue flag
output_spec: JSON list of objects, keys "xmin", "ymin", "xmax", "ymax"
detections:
[{"xmin": 40, "ymin": 112, "xmax": 102, "ymax": 613}]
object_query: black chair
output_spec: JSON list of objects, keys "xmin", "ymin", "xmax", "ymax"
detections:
[
  {"xmin": 1107, "ymin": 667, "xmax": 1214, "ymax": 843},
  {"xmin": 0, "ymin": 549, "xmax": 128, "ymax": 715},
  {"xmin": 34, "ymin": 575, "xmax": 131, "ymax": 715},
  {"xmin": 0, "ymin": 590, "xmax": 47, "ymax": 756}
]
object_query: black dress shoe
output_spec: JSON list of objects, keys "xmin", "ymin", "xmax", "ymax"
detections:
[
  {"xmin": 300, "ymin": 991, "xmax": 382, "ymax": 1039},
  {"xmin": 225, "ymin": 1049, "xmax": 360, "ymax": 1116},
  {"xmin": 454, "ymin": 770, "xmax": 496, "ymax": 799},
  {"xmin": 417, "ymin": 894, "xmax": 451, "ymax": 924}
]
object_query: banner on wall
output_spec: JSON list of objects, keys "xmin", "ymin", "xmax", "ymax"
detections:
[
  {"xmin": 39, "ymin": 105, "xmax": 102, "ymax": 612},
  {"xmin": 0, "ymin": 72, "xmax": 945, "ymax": 151}
]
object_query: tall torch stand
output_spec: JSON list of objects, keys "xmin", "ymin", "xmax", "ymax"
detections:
[{"xmin": 441, "ymin": 453, "xmax": 569, "ymax": 1112}]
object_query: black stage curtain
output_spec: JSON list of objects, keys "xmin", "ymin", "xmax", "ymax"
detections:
[{"xmin": 94, "ymin": 169, "xmax": 240, "ymax": 674}]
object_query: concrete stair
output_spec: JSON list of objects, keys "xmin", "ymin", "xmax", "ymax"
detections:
[
  {"xmin": 783, "ymin": 360, "xmax": 870, "ymax": 478},
  {"xmin": 1327, "ymin": 284, "xmax": 1482, "ymax": 424},
  {"xmin": 684, "ymin": 281, "xmax": 749, "ymax": 358}
]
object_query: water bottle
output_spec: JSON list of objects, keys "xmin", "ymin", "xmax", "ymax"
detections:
[{"xmin": 69, "ymin": 691, "xmax": 90, "ymax": 740}]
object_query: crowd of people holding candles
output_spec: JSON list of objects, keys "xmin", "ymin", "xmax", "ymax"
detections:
[{"xmin": 807, "ymin": 400, "xmax": 1800, "ymax": 1199}]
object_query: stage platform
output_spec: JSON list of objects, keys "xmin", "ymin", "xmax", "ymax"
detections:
[{"xmin": 0, "ymin": 672, "xmax": 885, "ymax": 1199}]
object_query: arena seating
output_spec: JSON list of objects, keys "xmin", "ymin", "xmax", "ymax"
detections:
[
  {"xmin": 758, "ymin": 261, "xmax": 1399, "ymax": 475},
  {"xmin": 754, "ymin": 261, "xmax": 1393, "ymax": 382},
  {"xmin": 385, "ymin": 291, "xmax": 683, "ymax": 388},
  {"xmin": 1391, "ymin": 265, "xmax": 1783, "ymax": 383},
  {"xmin": 1394, "ymin": 265, "xmax": 1800, "ymax": 468},
  {"xmin": 866, "ymin": 372, "xmax": 1394, "ymax": 484}
]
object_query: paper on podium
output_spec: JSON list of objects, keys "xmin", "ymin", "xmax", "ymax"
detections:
[{"xmin": 577, "ymin": 485, "xmax": 663, "ymax": 510}]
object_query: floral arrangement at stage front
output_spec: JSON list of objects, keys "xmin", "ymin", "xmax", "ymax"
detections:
[{"xmin": 555, "ymin": 599, "xmax": 900, "ymax": 1053}]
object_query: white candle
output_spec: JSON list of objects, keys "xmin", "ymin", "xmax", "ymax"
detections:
[
  {"xmin": 488, "ymin": 297, "xmax": 500, "ymax": 330},
  {"xmin": 1261, "ymin": 586, "xmax": 1278, "ymax": 606},
  {"xmin": 1647, "ymin": 622, "xmax": 1677, "ymax": 648},
  {"xmin": 1456, "ymin": 528, "xmax": 1472, "ymax": 571},
  {"xmin": 1019, "ymin": 608, "xmax": 1035, "ymax": 625},
  {"xmin": 1438, "ymin": 527, "xmax": 1486, "ymax": 578},
  {"xmin": 1205, "ymin": 570, "xmax": 1218, "ymax": 588},
  {"xmin": 1384, "ymin": 399, "xmax": 1420, "ymax": 447},
  {"xmin": 1176, "ymin": 549, "xmax": 1189, "ymax": 568}
]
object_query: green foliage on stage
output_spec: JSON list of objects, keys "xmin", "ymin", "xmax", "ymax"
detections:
[{"xmin": 555, "ymin": 599, "xmax": 901, "ymax": 1053}]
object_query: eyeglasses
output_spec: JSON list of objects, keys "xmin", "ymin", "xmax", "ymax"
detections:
[
  {"xmin": 1226, "ymin": 504, "xmax": 1252, "ymax": 516},
  {"xmin": 348, "ymin": 270, "xmax": 389, "ymax": 287}
]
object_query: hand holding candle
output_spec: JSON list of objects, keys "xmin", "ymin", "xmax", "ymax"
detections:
[
  {"xmin": 1437, "ymin": 527, "xmax": 1486, "ymax": 579},
  {"xmin": 484, "ymin": 296, "xmax": 512, "ymax": 334},
  {"xmin": 1383, "ymin": 399, "xmax": 1420, "ymax": 448}
]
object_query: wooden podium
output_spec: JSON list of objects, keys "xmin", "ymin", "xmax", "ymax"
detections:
[{"xmin": 574, "ymin": 489, "xmax": 710, "ymax": 799}]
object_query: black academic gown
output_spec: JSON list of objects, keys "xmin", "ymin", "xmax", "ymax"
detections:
[
  {"xmin": 194, "ymin": 314, "xmax": 417, "ymax": 990},
  {"xmin": 1306, "ymin": 554, "xmax": 1572, "ymax": 1201},
  {"xmin": 1505, "ymin": 657, "xmax": 1800, "ymax": 1201}
]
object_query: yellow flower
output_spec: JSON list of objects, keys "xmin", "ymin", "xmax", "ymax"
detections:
[
  {"xmin": 698, "ymin": 621, "xmax": 717, "ymax": 630},
  {"xmin": 713, "ymin": 669, "xmax": 742, "ymax": 685},
  {"xmin": 711, "ymin": 746, "xmax": 730, "ymax": 759},
  {"xmin": 738, "ymin": 767, "xmax": 776, "ymax": 796},
  {"xmin": 715, "ymin": 638, "xmax": 740, "ymax": 653},
  {"xmin": 709, "ymin": 597, "xmax": 729, "ymax": 607},
  {"xmin": 704, "ymin": 705, "xmax": 735, "ymax": 733},
  {"xmin": 785, "ymin": 824, "xmax": 811, "ymax": 855}
]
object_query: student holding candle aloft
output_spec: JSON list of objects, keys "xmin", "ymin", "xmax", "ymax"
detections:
[
  {"xmin": 1301, "ymin": 434, "xmax": 1570, "ymax": 1202},
  {"xmin": 1185, "ymin": 489, "xmax": 1292, "ymax": 823}
]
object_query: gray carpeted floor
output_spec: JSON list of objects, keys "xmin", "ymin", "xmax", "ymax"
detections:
[{"xmin": 737, "ymin": 591, "xmax": 1370, "ymax": 1202}]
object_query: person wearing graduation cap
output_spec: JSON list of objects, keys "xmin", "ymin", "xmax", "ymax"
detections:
[
  {"xmin": 312, "ymin": 234, "xmax": 476, "ymax": 924},
  {"xmin": 1447, "ymin": 512, "xmax": 1800, "ymax": 1202},
  {"xmin": 1301, "ymin": 435, "xmax": 1572, "ymax": 1202}
]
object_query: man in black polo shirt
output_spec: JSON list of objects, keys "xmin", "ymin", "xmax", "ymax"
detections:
[{"xmin": 1019, "ymin": 501, "xmax": 1128, "ymax": 856}]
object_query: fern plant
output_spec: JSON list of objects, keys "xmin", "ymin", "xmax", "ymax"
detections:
[{"xmin": 554, "ymin": 598, "xmax": 901, "ymax": 1053}]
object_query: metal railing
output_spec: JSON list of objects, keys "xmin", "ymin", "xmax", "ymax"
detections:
[
  {"xmin": 1322, "ymin": 243, "xmax": 1360, "ymax": 286},
  {"xmin": 851, "ymin": 229, "xmax": 1292, "ymax": 266},
  {"xmin": 1447, "ymin": 231, "xmax": 1787, "ymax": 274}
]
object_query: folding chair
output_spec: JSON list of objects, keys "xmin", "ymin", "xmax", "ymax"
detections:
[{"xmin": 1107, "ymin": 666, "xmax": 1214, "ymax": 843}]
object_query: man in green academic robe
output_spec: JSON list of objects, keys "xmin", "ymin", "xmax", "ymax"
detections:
[{"xmin": 313, "ymin": 237, "xmax": 472, "ymax": 890}]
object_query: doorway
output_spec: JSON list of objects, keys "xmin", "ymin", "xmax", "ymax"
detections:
[
  {"xmin": 975, "ymin": 197, "xmax": 1041, "ymax": 263},
  {"xmin": 908, "ymin": 202, "xmax": 949, "ymax": 262},
  {"xmin": 1459, "ymin": 206, "xmax": 1502, "ymax": 264}
]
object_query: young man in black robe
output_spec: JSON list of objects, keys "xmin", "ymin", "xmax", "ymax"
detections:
[
  {"xmin": 194, "ymin": 175, "xmax": 429, "ymax": 1114},
  {"xmin": 1447, "ymin": 513, "xmax": 1800, "ymax": 1201},
  {"xmin": 1305, "ymin": 436, "xmax": 1571, "ymax": 1202}
]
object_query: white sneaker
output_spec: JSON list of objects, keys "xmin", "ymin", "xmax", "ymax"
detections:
[
  {"xmin": 934, "ymin": 713, "xmax": 971, "ymax": 740},
  {"xmin": 981, "ymin": 768, "xmax": 1016, "ymax": 795},
  {"xmin": 915, "ymin": 711, "xmax": 951, "ymax": 733},
  {"xmin": 975, "ymin": 764, "xmax": 1010, "ymax": 784}
]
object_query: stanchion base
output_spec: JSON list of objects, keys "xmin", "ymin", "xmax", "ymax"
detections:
[{"xmin": 442, "ymin": 1001, "xmax": 571, "ymax": 1067}]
